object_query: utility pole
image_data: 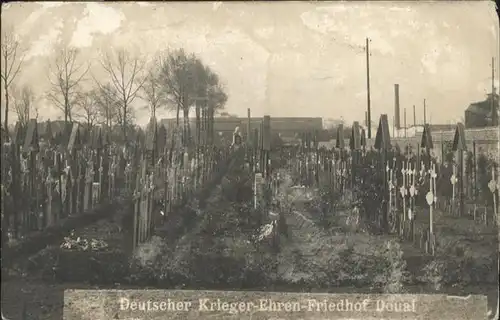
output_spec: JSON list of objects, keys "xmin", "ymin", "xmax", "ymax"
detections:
[
  {"xmin": 366, "ymin": 37, "xmax": 372, "ymax": 139},
  {"xmin": 404, "ymin": 108, "xmax": 407, "ymax": 138},
  {"xmin": 423, "ymin": 99, "xmax": 427, "ymax": 125},
  {"xmin": 492, "ymin": 57, "xmax": 497, "ymax": 126},
  {"xmin": 394, "ymin": 84, "xmax": 400, "ymax": 129},
  {"xmin": 392, "ymin": 115, "xmax": 395, "ymax": 137},
  {"xmin": 413, "ymin": 105, "xmax": 416, "ymax": 127},
  {"xmin": 247, "ymin": 108, "xmax": 251, "ymax": 144}
]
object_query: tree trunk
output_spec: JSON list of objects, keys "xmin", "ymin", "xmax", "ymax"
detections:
[
  {"xmin": 3, "ymin": 80, "xmax": 9, "ymax": 137},
  {"xmin": 176, "ymin": 104, "xmax": 180, "ymax": 126},
  {"xmin": 64, "ymin": 96, "xmax": 69, "ymax": 126},
  {"xmin": 195, "ymin": 104, "xmax": 201, "ymax": 145},
  {"xmin": 122, "ymin": 103, "xmax": 128, "ymax": 144},
  {"xmin": 183, "ymin": 107, "xmax": 190, "ymax": 147}
]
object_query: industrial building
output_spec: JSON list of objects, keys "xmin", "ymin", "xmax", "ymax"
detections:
[
  {"xmin": 159, "ymin": 116, "xmax": 323, "ymax": 139},
  {"xmin": 464, "ymin": 93, "xmax": 499, "ymax": 128}
]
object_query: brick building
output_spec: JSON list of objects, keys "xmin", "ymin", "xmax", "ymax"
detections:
[
  {"xmin": 465, "ymin": 93, "xmax": 499, "ymax": 128},
  {"xmin": 159, "ymin": 116, "xmax": 323, "ymax": 140}
]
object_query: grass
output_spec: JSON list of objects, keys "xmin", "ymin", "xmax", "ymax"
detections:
[{"xmin": 2, "ymin": 156, "xmax": 498, "ymax": 319}]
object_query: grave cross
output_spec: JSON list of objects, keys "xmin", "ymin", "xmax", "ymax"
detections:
[
  {"xmin": 409, "ymin": 163, "xmax": 416, "ymax": 220},
  {"xmin": 388, "ymin": 166, "xmax": 395, "ymax": 220},
  {"xmin": 425, "ymin": 163, "xmax": 437, "ymax": 255},
  {"xmin": 419, "ymin": 161, "xmax": 426, "ymax": 179},
  {"xmin": 431, "ymin": 163, "xmax": 438, "ymax": 208},
  {"xmin": 488, "ymin": 168, "xmax": 498, "ymax": 220},
  {"xmin": 450, "ymin": 164, "xmax": 458, "ymax": 204}
]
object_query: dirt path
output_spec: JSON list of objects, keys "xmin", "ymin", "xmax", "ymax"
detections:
[{"xmin": 272, "ymin": 172, "xmax": 397, "ymax": 287}]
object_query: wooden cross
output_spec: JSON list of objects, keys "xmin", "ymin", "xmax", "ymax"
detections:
[
  {"xmin": 431, "ymin": 163, "xmax": 437, "ymax": 209},
  {"xmin": 488, "ymin": 168, "xmax": 497, "ymax": 223},
  {"xmin": 46, "ymin": 172, "xmax": 54, "ymax": 226},
  {"xmin": 419, "ymin": 161, "xmax": 426, "ymax": 179},
  {"xmin": 425, "ymin": 163, "xmax": 437, "ymax": 255},
  {"xmin": 408, "ymin": 163, "xmax": 416, "ymax": 219},
  {"xmin": 400, "ymin": 161, "xmax": 408, "ymax": 226},
  {"xmin": 388, "ymin": 164, "xmax": 394, "ymax": 225},
  {"xmin": 450, "ymin": 164, "xmax": 458, "ymax": 213}
]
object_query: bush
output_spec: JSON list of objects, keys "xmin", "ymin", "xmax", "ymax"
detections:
[
  {"xmin": 352, "ymin": 162, "xmax": 386, "ymax": 234},
  {"xmin": 316, "ymin": 239, "xmax": 408, "ymax": 292},
  {"xmin": 477, "ymin": 153, "xmax": 498, "ymax": 206},
  {"xmin": 125, "ymin": 156, "xmax": 279, "ymax": 289},
  {"xmin": 419, "ymin": 239, "xmax": 498, "ymax": 290}
]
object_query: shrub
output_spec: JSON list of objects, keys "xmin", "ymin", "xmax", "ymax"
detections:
[
  {"xmin": 476, "ymin": 153, "xmax": 498, "ymax": 206},
  {"xmin": 419, "ymin": 239, "xmax": 498, "ymax": 289}
]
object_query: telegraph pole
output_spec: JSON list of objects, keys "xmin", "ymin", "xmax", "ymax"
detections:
[
  {"xmin": 492, "ymin": 57, "xmax": 497, "ymax": 126},
  {"xmin": 366, "ymin": 38, "xmax": 372, "ymax": 138},
  {"xmin": 423, "ymin": 99, "xmax": 427, "ymax": 125},
  {"xmin": 404, "ymin": 108, "xmax": 407, "ymax": 138},
  {"xmin": 392, "ymin": 115, "xmax": 395, "ymax": 137},
  {"xmin": 413, "ymin": 105, "xmax": 416, "ymax": 127}
]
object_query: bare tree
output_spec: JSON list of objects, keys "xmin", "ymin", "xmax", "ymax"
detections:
[
  {"xmin": 92, "ymin": 83, "xmax": 119, "ymax": 129},
  {"xmin": 159, "ymin": 49, "xmax": 213, "ymax": 146},
  {"xmin": 74, "ymin": 90, "xmax": 99, "ymax": 130},
  {"xmin": 47, "ymin": 47, "xmax": 90, "ymax": 125},
  {"xmin": 99, "ymin": 48, "xmax": 146, "ymax": 141},
  {"xmin": 140, "ymin": 60, "xmax": 166, "ymax": 119},
  {"xmin": 1, "ymin": 25, "xmax": 25, "ymax": 134},
  {"xmin": 11, "ymin": 84, "xmax": 36, "ymax": 128}
]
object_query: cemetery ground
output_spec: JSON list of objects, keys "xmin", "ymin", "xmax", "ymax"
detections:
[{"xmin": 1, "ymin": 157, "xmax": 499, "ymax": 320}]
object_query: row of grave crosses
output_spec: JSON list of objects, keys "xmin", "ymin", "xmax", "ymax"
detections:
[
  {"xmin": 5, "ymin": 119, "xmax": 120, "ymax": 234},
  {"xmin": 296, "ymin": 121, "xmax": 366, "ymax": 190},
  {"xmin": 377, "ymin": 117, "xmax": 440, "ymax": 254},
  {"xmin": 381, "ymin": 119, "xmax": 500, "ymax": 254}
]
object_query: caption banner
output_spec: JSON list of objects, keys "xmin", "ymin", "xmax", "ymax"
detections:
[{"xmin": 64, "ymin": 290, "xmax": 487, "ymax": 320}]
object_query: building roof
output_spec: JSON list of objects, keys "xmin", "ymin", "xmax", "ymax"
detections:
[
  {"xmin": 466, "ymin": 103, "xmax": 493, "ymax": 116},
  {"xmin": 465, "ymin": 95, "xmax": 499, "ymax": 116}
]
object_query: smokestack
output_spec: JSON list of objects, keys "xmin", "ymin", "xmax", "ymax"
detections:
[
  {"xmin": 423, "ymin": 99, "xmax": 427, "ymax": 125},
  {"xmin": 413, "ymin": 105, "xmax": 416, "ymax": 127},
  {"xmin": 394, "ymin": 84, "xmax": 401, "ymax": 129},
  {"xmin": 247, "ymin": 108, "xmax": 251, "ymax": 144},
  {"xmin": 404, "ymin": 108, "xmax": 407, "ymax": 138}
]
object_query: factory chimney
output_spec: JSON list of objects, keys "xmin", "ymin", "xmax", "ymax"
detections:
[{"xmin": 394, "ymin": 84, "xmax": 401, "ymax": 130}]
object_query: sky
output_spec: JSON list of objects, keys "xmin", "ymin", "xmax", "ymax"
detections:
[{"xmin": 1, "ymin": 1, "xmax": 499, "ymax": 127}]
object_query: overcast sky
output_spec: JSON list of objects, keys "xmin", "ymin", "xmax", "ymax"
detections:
[{"xmin": 1, "ymin": 1, "xmax": 499, "ymax": 126}]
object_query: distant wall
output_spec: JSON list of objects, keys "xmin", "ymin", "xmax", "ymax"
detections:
[
  {"xmin": 373, "ymin": 127, "xmax": 499, "ymax": 163},
  {"xmin": 317, "ymin": 127, "xmax": 499, "ymax": 164},
  {"xmin": 159, "ymin": 117, "xmax": 323, "ymax": 136}
]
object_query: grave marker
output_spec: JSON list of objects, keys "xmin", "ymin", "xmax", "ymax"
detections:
[
  {"xmin": 375, "ymin": 114, "xmax": 391, "ymax": 232},
  {"xmin": 336, "ymin": 124, "xmax": 345, "ymax": 149},
  {"xmin": 420, "ymin": 124, "xmax": 434, "ymax": 150},
  {"xmin": 452, "ymin": 122, "xmax": 467, "ymax": 217},
  {"xmin": 45, "ymin": 120, "xmax": 54, "ymax": 145},
  {"xmin": 23, "ymin": 119, "xmax": 39, "ymax": 153}
]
